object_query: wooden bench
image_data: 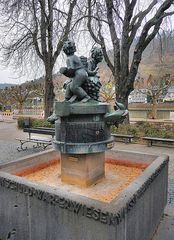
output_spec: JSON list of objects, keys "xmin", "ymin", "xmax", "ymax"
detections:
[
  {"xmin": 16, "ymin": 128, "xmax": 55, "ymax": 151},
  {"xmin": 111, "ymin": 133, "xmax": 134, "ymax": 144},
  {"xmin": 142, "ymin": 136, "xmax": 174, "ymax": 147}
]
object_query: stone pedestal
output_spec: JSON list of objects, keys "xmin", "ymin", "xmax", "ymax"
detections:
[
  {"xmin": 61, "ymin": 152, "xmax": 105, "ymax": 187},
  {"xmin": 53, "ymin": 101, "xmax": 114, "ymax": 187}
]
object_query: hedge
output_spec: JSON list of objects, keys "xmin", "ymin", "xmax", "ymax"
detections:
[
  {"xmin": 112, "ymin": 121, "xmax": 174, "ymax": 139},
  {"xmin": 17, "ymin": 117, "xmax": 54, "ymax": 129}
]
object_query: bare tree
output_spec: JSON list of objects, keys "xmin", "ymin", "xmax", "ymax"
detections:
[
  {"xmin": 87, "ymin": 0, "xmax": 174, "ymax": 111},
  {"xmin": 0, "ymin": 0, "xmax": 79, "ymax": 117},
  {"xmin": 136, "ymin": 74, "xmax": 171, "ymax": 119},
  {"xmin": 8, "ymin": 82, "xmax": 43, "ymax": 114},
  {"xmin": 0, "ymin": 87, "xmax": 11, "ymax": 108}
]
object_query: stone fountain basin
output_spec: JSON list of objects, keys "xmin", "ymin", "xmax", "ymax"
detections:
[{"xmin": 0, "ymin": 149, "xmax": 168, "ymax": 240}]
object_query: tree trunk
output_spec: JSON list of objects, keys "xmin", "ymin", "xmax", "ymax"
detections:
[
  {"xmin": 116, "ymin": 76, "xmax": 129, "ymax": 109},
  {"xmin": 18, "ymin": 102, "xmax": 23, "ymax": 114},
  {"xmin": 44, "ymin": 65, "xmax": 55, "ymax": 118},
  {"xmin": 115, "ymin": 77, "xmax": 130, "ymax": 124},
  {"xmin": 151, "ymin": 97, "xmax": 158, "ymax": 119}
]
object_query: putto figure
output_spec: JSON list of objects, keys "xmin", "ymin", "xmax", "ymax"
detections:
[
  {"xmin": 48, "ymin": 41, "xmax": 128, "ymax": 125},
  {"xmin": 60, "ymin": 40, "xmax": 91, "ymax": 103},
  {"xmin": 82, "ymin": 47, "xmax": 103, "ymax": 101},
  {"xmin": 88, "ymin": 47, "xmax": 103, "ymax": 73}
]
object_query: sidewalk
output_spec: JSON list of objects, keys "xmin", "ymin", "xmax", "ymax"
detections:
[
  {"xmin": 0, "ymin": 121, "xmax": 174, "ymax": 239},
  {"xmin": 0, "ymin": 121, "xmax": 50, "ymax": 164}
]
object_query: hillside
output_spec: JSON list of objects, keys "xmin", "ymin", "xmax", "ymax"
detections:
[
  {"xmin": 135, "ymin": 33, "xmax": 174, "ymax": 80},
  {"xmin": 0, "ymin": 83, "xmax": 16, "ymax": 89},
  {"xmin": 96, "ymin": 33, "xmax": 174, "ymax": 85}
]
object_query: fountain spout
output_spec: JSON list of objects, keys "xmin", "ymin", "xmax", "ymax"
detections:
[{"xmin": 104, "ymin": 101, "xmax": 128, "ymax": 127}]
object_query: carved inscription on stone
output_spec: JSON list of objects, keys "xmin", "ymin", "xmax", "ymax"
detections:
[
  {"xmin": 0, "ymin": 160, "xmax": 167, "ymax": 226},
  {"xmin": 0, "ymin": 176, "xmax": 122, "ymax": 226}
]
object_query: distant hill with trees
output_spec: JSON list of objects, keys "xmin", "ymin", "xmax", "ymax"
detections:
[
  {"xmin": 138, "ymin": 31, "xmax": 174, "ymax": 81},
  {"xmin": 0, "ymin": 83, "xmax": 16, "ymax": 89},
  {"xmin": 100, "ymin": 32, "xmax": 174, "ymax": 86}
]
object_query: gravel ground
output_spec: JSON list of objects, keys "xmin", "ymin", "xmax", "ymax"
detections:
[{"xmin": 0, "ymin": 121, "xmax": 174, "ymax": 239}]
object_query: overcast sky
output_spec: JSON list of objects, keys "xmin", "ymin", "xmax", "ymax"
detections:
[
  {"xmin": 0, "ymin": 67, "xmax": 28, "ymax": 84},
  {"xmin": 0, "ymin": 39, "xmax": 93, "ymax": 84}
]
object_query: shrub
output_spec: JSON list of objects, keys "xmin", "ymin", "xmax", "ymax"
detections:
[
  {"xmin": 112, "ymin": 122, "xmax": 174, "ymax": 139},
  {"xmin": 17, "ymin": 117, "xmax": 26, "ymax": 129},
  {"xmin": 17, "ymin": 117, "xmax": 54, "ymax": 129},
  {"xmin": 32, "ymin": 118, "xmax": 54, "ymax": 128}
]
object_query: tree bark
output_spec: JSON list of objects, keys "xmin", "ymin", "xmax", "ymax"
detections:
[
  {"xmin": 44, "ymin": 64, "xmax": 55, "ymax": 118},
  {"xmin": 18, "ymin": 102, "xmax": 24, "ymax": 114},
  {"xmin": 151, "ymin": 97, "xmax": 158, "ymax": 119}
]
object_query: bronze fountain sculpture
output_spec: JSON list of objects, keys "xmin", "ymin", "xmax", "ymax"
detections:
[
  {"xmin": 48, "ymin": 40, "xmax": 128, "ymax": 186},
  {"xmin": 48, "ymin": 40, "xmax": 128, "ymax": 126}
]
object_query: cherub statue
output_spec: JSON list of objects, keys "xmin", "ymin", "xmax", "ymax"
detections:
[
  {"xmin": 88, "ymin": 47, "xmax": 103, "ymax": 73},
  {"xmin": 47, "ymin": 42, "xmax": 102, "ymax": 123},
  {"xmin": 47, "ymin": 42, "xmax": 128, "ymax": 125},
  {"xmin": 82, "ymin": 47, "xmax": 103, "ymax": 101},
  {"xmin": 60, "ymin": 40, "xmax": 91, "ymax": 103}
]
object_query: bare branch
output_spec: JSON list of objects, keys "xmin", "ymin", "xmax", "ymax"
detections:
[
  {"xmin": 53, "ymin": 0, "xmax": 77, "ymax": 64},
  {"xmin": 87, "ymin": 0, "xmax": 102, "ymax": 45}
]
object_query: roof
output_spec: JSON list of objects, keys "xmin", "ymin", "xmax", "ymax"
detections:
[{"xmin": 167, "ymin": 87, "xmax": 174, "ymax": 93}]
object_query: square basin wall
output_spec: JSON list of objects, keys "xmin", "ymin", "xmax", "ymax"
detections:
[{"xmin": 0, "ymin": 149, "xmax": 168, "ymax": 240}]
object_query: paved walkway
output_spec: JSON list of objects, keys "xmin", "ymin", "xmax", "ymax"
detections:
[
  {"xmin": 0, "ymin": 121, "xmax": 51, "ymax": 164},
  {"xmin": 0, "ymin": 121, "xmax": 174, "ymax": 239}
]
